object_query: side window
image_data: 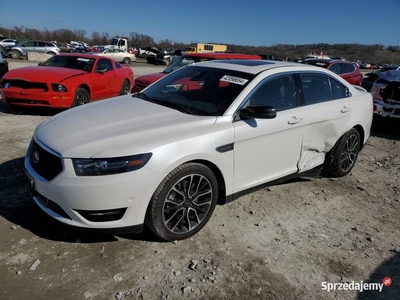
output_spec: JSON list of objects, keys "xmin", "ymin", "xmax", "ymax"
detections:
[
  {"xmin": 339, "ymin": 63, "xmax": 354, "ymax": 74},
  {"xmin": 329, "ymin": 77, "xmax": 348, "ymax": 99},
  {"xmin": 301, "ymin": 74, "xmax": 332, "ymax": 105},
  {"xmin": 24, "ymin": 41, "xmax": 35, "ymax": 47},
  {"xmin": 328, "ymin": 63, "xmax": 340, "ymax": 75},
  {"xmin": 37, "ymin": 42, "xmax": 46, "ymax": 47},
  {"xmin": 249, "ymin": 74, "xmax": 295, "ymax": 111},
  {"xmin": 97, "ymin": 59, "xmax": 113, "ymax": 71}
]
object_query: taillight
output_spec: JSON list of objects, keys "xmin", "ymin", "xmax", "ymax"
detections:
[{"xmin": 370, "ymin": 83, "xmax": 386, "ymax": 100}]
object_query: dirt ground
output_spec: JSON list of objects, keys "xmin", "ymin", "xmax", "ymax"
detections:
[{"xmin": 0, "ymin": 63, "xmax": 399, "ymax": 300}]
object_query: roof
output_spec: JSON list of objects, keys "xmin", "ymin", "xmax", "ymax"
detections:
[
  {"xmin": 190, "ymin": 59, "xmax": 318, "ymax": 75},
  {"xmin": 183, "ymin": 52, "xmax": 261, "ymax": 60},
  {"xmin": 56, "ymin": 53, "xmax": 105, "ymax": 59}
]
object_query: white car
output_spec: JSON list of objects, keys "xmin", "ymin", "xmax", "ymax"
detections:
[
  {"xmin": 24, "ymin": 60, "xmax": 373, "ymax": 241},
  {"xmin": 91, "ymin": 48, "xmax": 136, "ymax": 64},
  {"xmin": 0, "ymin": 38, "xmax": 17, "ymax": 48}
]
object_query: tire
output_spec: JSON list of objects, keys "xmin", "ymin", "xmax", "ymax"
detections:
[
  {"xmin": 122, "ymin": 57, "xmax": 131, "ymax": 64},
  {"xmin": 11, "ymin": 50, "xmax": 21, "ymax": 59},
  {"xmin": 120, "ymin": 80, "xmax": 130, "ymax": 95},
  {"xmin": 72, "ymin": 88, "xmax": 90, "ymax": 107},
  {"xmin": 47, "ymin": 52, "xmax": 56, "ymax": 56},
  {"xmin": 145, "ymin": 163, "xmax": 218, "ymax": 241},
  {"xmin": 326, "ymin": 128, "xmax": 360, "ymax": 177}
]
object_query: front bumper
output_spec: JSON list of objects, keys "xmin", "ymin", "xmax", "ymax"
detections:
[
  {"xmin": 373, "ymin": 100, "xmax": 400, "ymax": 119},
  {"xmin": 1, "ymin": 88, "xmax": 74, "ymax": 108},
  {"xmin": 24, "ymin": 144, "xmax": 160, "ymax": 233}
]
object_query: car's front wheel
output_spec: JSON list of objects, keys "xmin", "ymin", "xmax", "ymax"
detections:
[
  {"xmin": 72, "ymin": 88, "xmax": 90, "ymax": 107},
  {"xmin": 146, "ymin": 163, "xmax": 218, "ymax": 241},
  {"xmin": 326, "ymin": 128, "xmax": 360, "ymax": 177},
  {"xmin": 11, "ymin": 50, "xmax": 21, "ymax": 59},
  {"xmin": 122, "ymin": 57, "xmax": 131, "ymax": 64},
  {"xmin": 47, "ymin": 52, "xmax": 56, "ymax": 56}
]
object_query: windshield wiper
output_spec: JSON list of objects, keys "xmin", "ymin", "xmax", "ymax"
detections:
[{"xmin": 136, "ymin": 93, "xmax": 195, "ymax": 115}]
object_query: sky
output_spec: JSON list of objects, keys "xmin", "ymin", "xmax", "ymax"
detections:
[{"xmin": 1, "ymin": 0, "xmax": 400, "ymax": 47}]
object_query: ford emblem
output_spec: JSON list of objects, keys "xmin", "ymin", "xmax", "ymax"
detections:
[{"xmin": 32, "ymin": 151, "xmax": 40, "ymax": 163}]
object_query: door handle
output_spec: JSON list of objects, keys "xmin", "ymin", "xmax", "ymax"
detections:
[
  {"xmin": 341, "ymin": 106, "xmax": 350, "ymax": 113},
  {"xmin": 288, "ymin": 117, "xmax": 302, "ymax": 125}
]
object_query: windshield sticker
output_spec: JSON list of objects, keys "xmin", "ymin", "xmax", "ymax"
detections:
[
  {"xmin": 77, "ymin": 58, "xmax": 90, "ymax": 62},
  {"xmin": 220, "ymin": 75, "xmax": 248, "ymax": 85}
]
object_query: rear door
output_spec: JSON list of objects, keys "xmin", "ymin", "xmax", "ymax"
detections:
[{"xmin": 295, "ymin": 72, "xmax": 353, "ymax": 172}]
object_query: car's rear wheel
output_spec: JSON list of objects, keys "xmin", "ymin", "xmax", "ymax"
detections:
[
  {"xmin": 326, "ymin": 128, "xmax": 360, "ymax": 177},
  {"xmin": 122, "ymin": 57, "xmax": 131, "ymax": 64},
  {"xmin": 72, "ymin": 88, "xmax": 90, "ymax": 107},
  {"xmin": 146, "ymin": 163, "xmax": 218, "ymax": 241},
  {"xmin": 11, "ymin": 50, "xmax": 21, "ymax": 59},
  {"xmin": 120, "ymin": 80, "xmax": 130, "ymax": 95}
]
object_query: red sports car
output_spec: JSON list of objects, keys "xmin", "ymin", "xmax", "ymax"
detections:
[{"xmin": 0, "ymin": 53, "xmax": 134, "ymax": 109}]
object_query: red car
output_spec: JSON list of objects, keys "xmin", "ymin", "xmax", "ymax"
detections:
[
  {"xmin": 0, "ymin": 53, "xmax": 134, "ymax": 109},
  {"xmin": 302, "ymin": 59, "xmax": 363, "ymax": 86},
  {"xmin": 132, "ymin": 52, "xmax": 261, "ymax": 93}
]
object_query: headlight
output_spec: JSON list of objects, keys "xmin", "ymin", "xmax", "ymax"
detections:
[
  {"xmin": 51, "ymin": 84, "xmax": 67, "ymax": 92},
  {"xmin": 72, "ymin": 153, "xmax": 152, "ymax": 176}
]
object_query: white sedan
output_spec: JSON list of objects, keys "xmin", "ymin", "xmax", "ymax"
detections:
[
  {"xmin": 24, "ymin": 60, "xmax": 373, "ymax": 241},
  {"xmin": 91, "ymin": 48, "xmax": 136, "ymax": 64}
]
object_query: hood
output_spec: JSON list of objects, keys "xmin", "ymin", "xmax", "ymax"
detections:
[
  {"xmin": 376, "ymin": 70, "xmax": 400, "ymax": 82},
  {"xmin": 4, "ymin": 66, "xmax": 86, "ymax": 83},
  {"xmin": 135, "ymin": 72, "xmax": 165, "ymax": 85},
  {"xmin": 35, "ymin": 95, "xmax": 217, "ymax": 158}
]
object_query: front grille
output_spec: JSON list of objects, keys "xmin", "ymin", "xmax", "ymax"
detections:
[
  {"xmin": 135, "ymin": 82, "xmax": 147, "ymax": 89},
  {"xmin": 3, "ymin": 79, "xmax": 48, "ymax": 91},
  {"xmin": 4, "ymin": 98, "xmax": 50, "ymax": 105},
  {"xmin": 28, "ymin": 140, "xmax": 63, "ymax": 181}
]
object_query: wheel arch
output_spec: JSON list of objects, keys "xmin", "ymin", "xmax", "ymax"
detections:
[
  {"xmin": 185, "ymin": 159, "xmax": 227, "ymax": 205},
  {"xmin": 77, "ymin": 84, "xmax": 91, "ymax": 96},
  {"xmin": 352, "ymin": 124, "xmax": 365, "ymax": 151}
]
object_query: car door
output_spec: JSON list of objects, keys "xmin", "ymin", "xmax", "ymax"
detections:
[
  {"xmin": 295, "ymin": 72, "xmax": 353, "ymax": 172},
  {"xmin": 233, "ymin": 73, "xmax": 304, "ymax": 193},
  {"xmin": 113, "ymin": 50, "xmax": 124, "ymax": 62},
  {"xmin": 36, "ymin": 41, "xmax": 47, "ymax": 54},
  {"xmin": 21, "ymin": 41, "xmax": 35, "ymax": 55},
  {"xmin": 90, "ymin": 58, "xmax": 116, "ymax": 100}
]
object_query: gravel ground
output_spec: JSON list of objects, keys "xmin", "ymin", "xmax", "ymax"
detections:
[{"xmin": 0, "ymin": 62, "xmax": 399, "ymax": 300}]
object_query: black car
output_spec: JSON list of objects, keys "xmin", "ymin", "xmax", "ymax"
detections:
[
  {"xmin": 0, "ymin": 55, "xmax": 9, "ymax": 81},
  {"xmin": 370, "ymin": 70, "xmax": 400, "ymax": 119},
  {"xmin": 362, "ymin": 66, "xmax": 400, "ymax": 92}
]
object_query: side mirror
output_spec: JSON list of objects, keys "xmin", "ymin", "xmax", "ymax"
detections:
[{"xmin": 239, "ymin": 105, "xmax": 277, "ymax": 119}]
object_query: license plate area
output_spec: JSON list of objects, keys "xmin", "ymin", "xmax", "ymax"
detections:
[{"xmin": 24, "ymin": 169, "xmax": 38, "ymax": 196}]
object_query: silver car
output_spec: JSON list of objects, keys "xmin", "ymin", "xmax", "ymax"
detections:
[
  {"xmin": 9, "ymin": 40, "xmax": 60, "ymax": 59},
  {"xmin": 92, "ymin": 48, "xmax": 136, "ymax": 64}
]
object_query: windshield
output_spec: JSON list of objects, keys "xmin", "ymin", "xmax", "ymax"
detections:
[
  {"xmin": 163, "ymin": 56, "xmax": 216, "ymax": 74},
  {"xmin": 137, "ymin": 65, "xmax": 255, "ymax": 116},
  {"xmin": 41, "ymin": 56, "xmax": 95, "ymax": 72}
]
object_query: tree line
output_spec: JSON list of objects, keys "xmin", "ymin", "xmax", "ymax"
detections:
[{"xmin": 1, "ymin": 25, "xmax": 399, "ymax": 64}]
